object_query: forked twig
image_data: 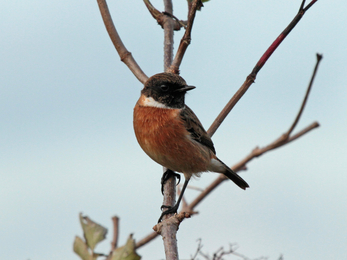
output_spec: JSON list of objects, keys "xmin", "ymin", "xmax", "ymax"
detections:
[{"xmin": 143, "ymin": 0, "xmax": 187, "ymax": 31}]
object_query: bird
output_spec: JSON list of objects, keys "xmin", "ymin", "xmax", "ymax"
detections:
[{"xmin": 133, "ymin": 72, "xmax": 249, "ymax": 222}]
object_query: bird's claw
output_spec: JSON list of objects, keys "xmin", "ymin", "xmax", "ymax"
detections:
[
  {"xmin": 161, "ymin": 169, "xmax": 181, "ymax": 194},
  {"xmin": 158, "ymin": 204, "xmax": 179, "ymax": 223}
]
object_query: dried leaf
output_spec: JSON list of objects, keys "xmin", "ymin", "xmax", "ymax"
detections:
[
  {"xmin": 79, "ymin": 213, "xmax": 108, "ymax": 251},
  {"xmin": 73, "ymin": 236, "xmax": 93, "ymax": 260},
  {"xmin": 110, "ymin": 234, "xmax": 141, "ymax": 260}
]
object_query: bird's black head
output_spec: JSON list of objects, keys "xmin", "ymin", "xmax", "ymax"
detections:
[{"xmin": 142, "ymin": 73, "xmax": 195, "ymax": 109}]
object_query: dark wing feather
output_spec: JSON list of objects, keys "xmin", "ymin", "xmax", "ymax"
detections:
[{"xmin": 180, "ymin": 106, "xmax": 216, "ymax": 154}]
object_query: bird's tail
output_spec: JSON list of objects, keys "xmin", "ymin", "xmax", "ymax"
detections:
[
  {"xmin": 210, "ymin": 158, "xmax": 249, "ymax": 190},
  {"xmin": 222, "ymin": 165, "xmax": 249, "ymax": 190}
]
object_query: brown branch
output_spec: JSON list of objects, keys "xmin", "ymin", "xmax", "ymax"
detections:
[
  {"xmin": 143, "ymin": 0, "xmax": 162, "ymax": 21},
  {"xmin": 97, "ymin": 0, "xmax": 148, "ymax": 83},
  {"xmin": 163, "ymin": 1, "xmax": 175, "ymax": 71},
  {"xmin": 143, "ymin": 0, "xmax": 186, "ymax": 31},
  {"xmin": 207, "ymin": 75, "xmax": 254, "ymax": 137},
  {"xmin": 160, "ymin": 2, "xmax": 181, "ymax": 260},
  {"xmin": 168, "ymin": 0, "xmax": 203, "ymax": 74},
  {"xmin": 153, "ymin": 212, "xmax": 191, "ymax": 260},
  {"xmin": 207, "ymin": 0, "xmax": 318, "ymax": 137},
  {"xmin": 287, "ymin": 53, "xmax": 322, "ymax": 135},
  {"xmin": 135, "ymin": 231, "xmax": 158, "ymax": 249},
  {"xmin": 110, "ymin": 216, "xmax": 119, "ymax": 251}
]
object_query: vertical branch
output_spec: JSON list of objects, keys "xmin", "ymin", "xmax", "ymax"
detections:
[
  {"xmin": 168, "ymin": 0, "xmax": 202, "ymax": 74},
  {"xmin": 163, "ymin": 1, "xmax": 174, "ymax": 71},
  {"xmin": 110, "ymin": 216, "xmax": 119, "ymax": 251},
  {"xmin": 161, "ymin": 1, "xmax": 179, "ymax": 260}
]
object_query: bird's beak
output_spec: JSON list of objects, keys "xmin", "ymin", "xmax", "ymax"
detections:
[{"xmin": 175, "ymin": 85, "xmax": 196, "ymax": 92}]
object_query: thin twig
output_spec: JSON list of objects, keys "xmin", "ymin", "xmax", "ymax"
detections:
[
  {"xmin": 143, "ymin": 0, "xmax": 162, "ymax": 21},
  {"xmin": 287, "ymin": 53, "xmax": 322, "ymax": 135},
  {"xmin": 134, "ymin": 231, "xmax": 158, "ymax": 249},
  {"xmin": 190, "ymin": 239, "xmax": 203, "ymax": 260},
  {"xmin": 168, "ymin": 0, "xmax": 203, "ymax": 74},
  {"xmin": 252, "ymin": 0, "xmax": 318, "ymax": 76},
  {"xmin": 207, "ymin": 0, "xmax": 318, "ymax": 137},
  {"xmin": 110, "ymin": 216, "xmax": 119, "ymax": 251},
  {"xmin": 97, "ymin": 0, "xmax": 148, "ymax": 83}
]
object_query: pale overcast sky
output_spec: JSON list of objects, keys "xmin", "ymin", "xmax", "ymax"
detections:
[{"xmin": 1, "ymin": 1, "xmax": 346, "ymax": 259}]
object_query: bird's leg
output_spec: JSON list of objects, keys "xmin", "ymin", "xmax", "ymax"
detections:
[
  {"xmin": 158, "ymin": 177, "xmax": 190, "ymax": 223},
  {"xmin": 161, "ymin": 169, "xmax": 181, "ymax": 195}
]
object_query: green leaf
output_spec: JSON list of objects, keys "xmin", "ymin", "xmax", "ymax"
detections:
[
  {"xmin": 110, "ymin": 234, "xmax": 141, "ymax": 260},
  {"xmin": 79, "ymin": 213, "xmax": 108, "ymax": 251},
  {"xmin": 73, "ymin": 236, "xmax": 93, "ymax": 260}
]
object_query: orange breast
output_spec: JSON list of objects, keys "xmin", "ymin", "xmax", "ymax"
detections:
[{"xmin": 133, "ymin": 102, "xmax": 211, "ymax": 176}]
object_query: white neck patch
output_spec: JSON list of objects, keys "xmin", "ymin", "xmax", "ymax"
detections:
[{"xmin": 142, "ymin": 96, "xmax": 170, "ymax": 109}]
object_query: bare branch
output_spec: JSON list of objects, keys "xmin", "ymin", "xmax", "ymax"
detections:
[
  {"xmin": 159, "ymin": 2, "xmax": 181, "ymax": 259},
  {"xmin": 161, "ymin": 168, "xmax": 177, "ymax": 223},
  {"xmin": 163, "ymin": 0, "xmax": 175, "ymax": 71},
  {"xmin": 207, "ymin": 0, "xmax": 318, "ymax": 137},
  {"xmin": 143, "ymin": 0, "xmax": 186, "ymax": 31},
  {"xmin": 97, "ymin": 0, "xmax": 148, "ymax": 83},
  {"xmin": 190, "ymin": 239, "xmax": 203, "ymax": 260},
  {"xmin": 134, "ymin": 231, "xmax": 158, "ymax": 249},
  {"xmin": 143, "ymin": 0, "xmax": 162, "ymax": 21},
  {"xmin": 153, "ymin": 212, "xmax": 191, "ymax": 260},
  {"xmin": 207, "ymin": 75, "xmax": 254, "ymax": 137},
  {"xmin": 110, "ymin": 216, "xmax": 119, "ymax": 251},
  {"xmin": 168, "ymin": 0, "xmax": 203, "ymax": 74},
  {"xmin": 287, "ymin": 53, "xmax": 323, "ymax": 135}
]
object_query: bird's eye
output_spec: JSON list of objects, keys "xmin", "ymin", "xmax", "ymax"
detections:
[{"xmin": 160, "ymin": 85, "xmax": 169, "ymax": 91}]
